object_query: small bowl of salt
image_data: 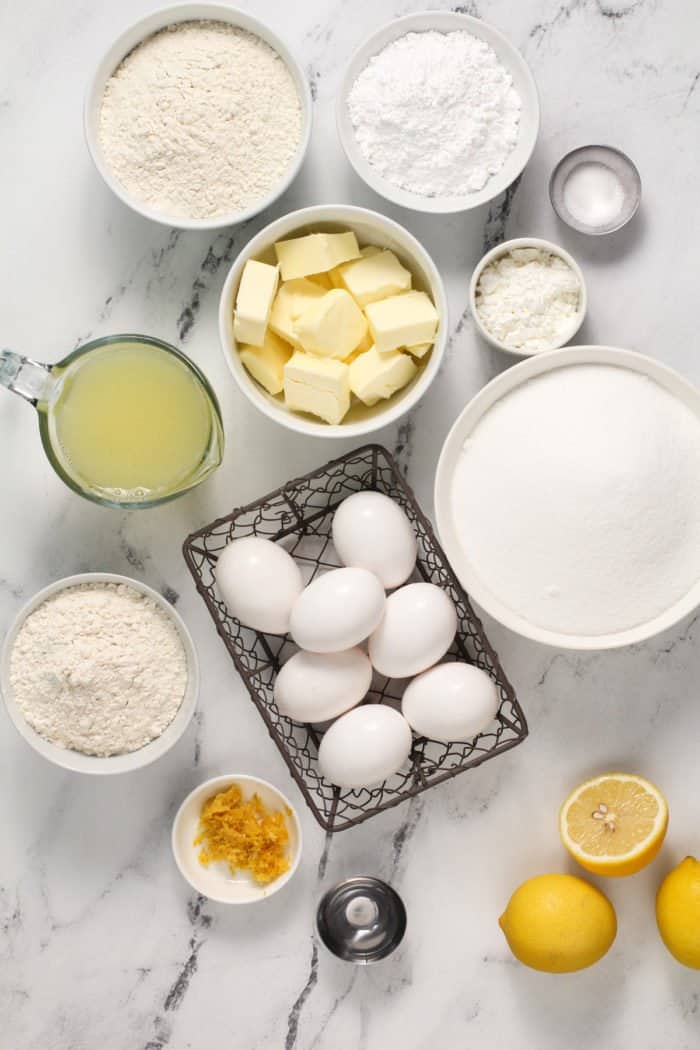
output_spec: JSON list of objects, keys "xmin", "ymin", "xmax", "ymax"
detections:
[{"xmin": 549, "ymin": 145, "xmax": 641, "ymax": 236}]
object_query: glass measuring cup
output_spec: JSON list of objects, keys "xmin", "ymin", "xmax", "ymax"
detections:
[{"xmin": 0, "ymin": 334, "xmax": 224, "ymax": 509}]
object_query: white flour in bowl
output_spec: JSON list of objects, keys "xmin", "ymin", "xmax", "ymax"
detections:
[
  {"xmin": 99, "ymin": 20, "xmax": 303, "ymax": 219},
  {"xmin": 9, "ymin": 583, "xmax": 187, "ymax": 755},
  {"xmin": 450, "ymin": 364, "xmax": 700, "ymax": 636},
  {"xmin": 347, "ymin": 30, "xmax": 521, "ymax": 197}
]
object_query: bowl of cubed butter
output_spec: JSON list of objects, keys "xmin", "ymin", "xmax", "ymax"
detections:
[{"xmin": 218, "ymin": 205, "xmax": 447, "ymax": 437}]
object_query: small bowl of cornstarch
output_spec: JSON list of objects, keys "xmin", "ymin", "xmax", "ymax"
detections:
[
  {"xmin": 0, "ymin": 574, "xmax": 198, "ymax": 774},
  {"xmin": 85, "ymin": 5, "xmax": 312, "ymax": 229},
  {"xmin": 470, "ymin": 237, "xmax": 587, "ymax": 356}
]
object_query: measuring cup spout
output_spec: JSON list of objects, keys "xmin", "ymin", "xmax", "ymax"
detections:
[{"xmin": 0, "ymin": 350, "xmax": 53, "ymax": 405}]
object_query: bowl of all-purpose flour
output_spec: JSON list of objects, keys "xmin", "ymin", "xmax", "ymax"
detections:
[
  {"xmin": 435, "ymin": 348, "xmax": 700, "ymax": 650},
  {"xmin": 85, "ymin": 5, "xmax": 312, "ymax": 229},
  {"xmin": 0, "ymin": 574, "xmax": 199, "ymax": 773},
  {"xmin": 337, "ymin": 11, "xmax": 539, "ymax": 213}
]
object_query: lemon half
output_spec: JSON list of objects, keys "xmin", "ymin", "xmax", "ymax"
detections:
[{"xmin": 559, "ymin": 773, "xmax": 668, "ymax": 877}]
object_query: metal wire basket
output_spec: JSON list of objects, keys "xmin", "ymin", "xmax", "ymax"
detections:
[{"xmin": 182, "ymin": 444, "xmax": 527, "ymax": 832}]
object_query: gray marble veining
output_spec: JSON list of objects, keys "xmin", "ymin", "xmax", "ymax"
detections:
[{"xmin": 1, "ymin": 1, "xmax": 700, "ymax": 1048}]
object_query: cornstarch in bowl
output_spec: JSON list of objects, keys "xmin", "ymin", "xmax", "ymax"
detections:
[{"xmin": 448, "ymin": 362, "xmax": 700, "ymax": 640}]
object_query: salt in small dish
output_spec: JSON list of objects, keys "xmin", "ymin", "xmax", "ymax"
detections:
[
  {"xmin": 171, "ymin": 774, "xmax": 303, "ymax": 904},
  {"xmin": 549, "ymin": 145, "xmax": 641, "ymax": 236}
]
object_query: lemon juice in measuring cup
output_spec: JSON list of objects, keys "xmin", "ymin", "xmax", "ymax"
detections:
[{"xmin": 0, "ymin": 335, "xmax": 223, "ymax": 507}]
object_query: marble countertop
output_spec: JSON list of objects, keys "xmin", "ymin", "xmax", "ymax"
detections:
[{"xmin": 2, "ymin": 1, "xmax": 700, "ymax": 1047}]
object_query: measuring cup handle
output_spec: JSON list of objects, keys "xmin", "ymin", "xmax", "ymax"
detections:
[{"xmin": 0, "ymin": 350, "xmax": 53, "ymax": 405}]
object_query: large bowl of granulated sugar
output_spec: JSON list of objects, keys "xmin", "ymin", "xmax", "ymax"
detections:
[
  {"xmin": 435, "ymin": 347, "xmax": 700, "ymax": 649},
  {"xmin": 85, "ymin": 5, "xmax": 312, "ymax": 229}
]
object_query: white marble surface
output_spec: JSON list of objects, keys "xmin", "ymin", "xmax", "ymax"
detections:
[{"xmin": 2, "ymin": 1, "xmax": 700, "ymax": 1047}]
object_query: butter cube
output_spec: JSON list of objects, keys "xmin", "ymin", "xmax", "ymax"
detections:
[
  {"xmin": 405, "ymin": 341, "xmax": 433, "ymax": 359},
  {"xmin": 329, "ymin": 244, "xmax": 382, "ymax": 288},
  {"xmin": 338, "ymin": 250, "xmax": 412, "ymax": 306},
  {"xmin": 269, "ymin": 278, "xmax": 327, "ymax": 344},
  {"xmin": 344, "ymin": 328, "xmax": 374, "ymax": 363},
  {"xmin": 233, "ymin": 259, "xmax": 279, "ymax": 347},
  {"xmin": 284, "ymin": 351, "xmax": 350, "ymax": 425},
  {"xmin": 275, "ymin": 232, "xmax": 360, "ymax": 281},
  {"xmin": 365, "ymin": 291, "xmax": 439, "ymax": 353},
  {"xmin": 349, "ymin": 346, "xmax": 418, "ymax": 406},
  {"xmin": 239, "ymin": 329, "xmax": 293, "ymax": 395},
  {"xmin": 294, "ymin": 289, "xmax": 368, "ymax": 359},
  {"xmin": 308, "ymin": 272, "xmax": 334, "ymax": 290}
]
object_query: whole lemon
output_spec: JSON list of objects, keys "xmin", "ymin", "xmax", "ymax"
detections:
[
  {"xmin": 656, "ymin": 856, "xmax": 700, "ymax": 968},
  {"xmin": 499, "ymin": 873, "xmax": 617, "ymax": 973}
]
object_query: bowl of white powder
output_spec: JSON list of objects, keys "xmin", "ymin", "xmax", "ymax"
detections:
[
  {"xmin": 85, "ymin": 5, "xmax": 312, "ymax": 229},
  {"xmin": 1, "ymin": 574, "xmax": 199, "ymax": 773},
  {"xmin": 470, "ymin": 238, "xmax": 587, "ymax": 355},
  {"xmin": 435, "ymin": 347, "xmax": 700, "ymax": 650},
  {"xmin": 337, "ymin": 11, "xmax": 539, "ymax": 213}
]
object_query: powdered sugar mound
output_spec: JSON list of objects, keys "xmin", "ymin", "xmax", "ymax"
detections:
[
  {"xmin": 347, "ymin": 30, "xmax": 521, "ymax": 198},
  {"xmin": 10, "ymin": 583, "xmax": 188, "ymax": 756},
  {"xmin": 450, "ymin": 365, "xmax": 700, "ymax": 636}
]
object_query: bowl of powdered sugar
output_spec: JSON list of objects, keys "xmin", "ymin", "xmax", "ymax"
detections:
[
  {"xmin": 435, "ymin": 347, "xmax": 700, "ymax": 650},
  {"xmin": 85, "ymin": 5, "xmax": 312, "ymax": 229},
  {"xmin": 1, "ymin": 574, "xmax": 198, "ymax": 773},
  {"xmin": 337, "ymin": 11, "xmax": 539, "ymax": 213}
]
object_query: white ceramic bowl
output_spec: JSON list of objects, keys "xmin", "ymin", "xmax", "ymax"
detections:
[
  {"xmin": 435, "ymin": 347, "xmax": 700, "ymax": 650},
  {"xmin": 84, "ymin": 3, "xmax": 312, "ymax": 230},
  {"xmin": 337, "ymin": 11, "xmax": 539, "ymax": 214},
  {"xmin": 172, "ymin": 774, "xmax": 302, "ymax": 903},
  {"xmin": 469, "ymin": 237, "xmax": 587, "ymax": 356},
  {"xmin": 0, "ymin": 573, "xmax": 199, "ymax": 773},
  {"xmin": 219, "ymin": 204, "xmax": 448, "ymax": 438}
]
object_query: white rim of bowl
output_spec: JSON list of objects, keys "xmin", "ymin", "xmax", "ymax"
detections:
[
  {"xmin": 84, "ymin": 3, "xmax": 313, "ymax": 230},
  {"xmin": 171, "ymin": 773, "xmax": 303, "ymax": 903},
  {"xmin": 218, "ymin": 203, "xmax": 449, "ymax": 438},
  {"xmin": 0, "ymin": 573, "xmax": 199, "ymax": 773},
  {"xmin": 336, "ymin": 10, "xmax": 540, "ymax": 214},
  {"xmin": 469, "ymin": 237, "xmax": 588, "ymax": 356},
  {"xmin": 435, "ymin": 346, "xmax": 700, "ymax": 650}
]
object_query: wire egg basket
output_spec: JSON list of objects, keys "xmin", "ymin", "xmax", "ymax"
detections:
[{"xmin": 183, "ymin": 444, "xmax": 527, "ymax": 831}]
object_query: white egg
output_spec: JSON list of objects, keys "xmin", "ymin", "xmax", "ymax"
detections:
[
  {"xmin": 215, "ymin": 537, "xmax": 303, "ymax": 634},
  {"xmin": 369, "ymin": 582, "xmax": 457, "ymax": 678},
  {"xmin": 274, "ymin": 648, "xmax": 372, "ymax": 723},
  {"xmin": 290, "ymin": 568, "xmax": 386, "ymax": 653},
  {"xmin": 332, "ymin": 491, "xmax": 417, "ymax": 589},
  {"xmin": 401, "ymin": 662, "xmax": 500, "ymax": 743},
  {"xmin": 318, "ymin": 705, "xmax": 413, "ymax": 789}
]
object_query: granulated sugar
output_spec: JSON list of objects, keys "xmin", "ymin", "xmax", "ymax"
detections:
[{"xmin": 450, "ymin": 364, "xmax": 700, "ymax": 636}]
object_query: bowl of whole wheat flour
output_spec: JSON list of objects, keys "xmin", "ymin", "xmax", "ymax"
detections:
[
  {"xmin": 1, "ymin": 573, "xmax": 199, "ymax": 773},
  {"xmin": 85, "ymin": 5, "xmax": 312, "ymax": 229}
]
